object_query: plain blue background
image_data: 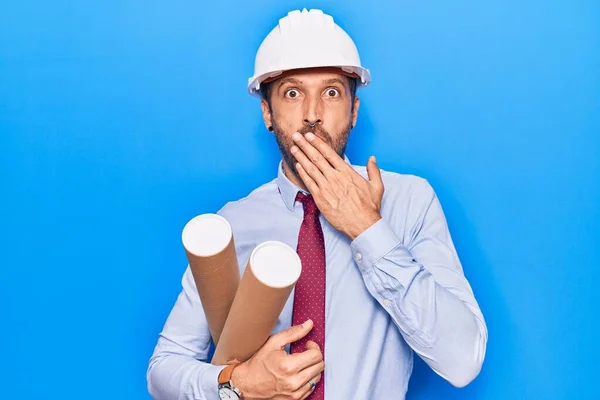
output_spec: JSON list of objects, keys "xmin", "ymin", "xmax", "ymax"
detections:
[{"xmin": 1, "ymin": 1, "xmax": 598, "ymax": 399}]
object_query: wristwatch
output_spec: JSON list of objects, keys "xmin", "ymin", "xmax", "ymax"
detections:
[{"xmin": 218, "ymin": 363, "xmax": 242, "ymax": 399}]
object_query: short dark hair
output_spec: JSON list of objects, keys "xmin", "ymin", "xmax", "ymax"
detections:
[{"xmin": 260, "ymin": 76, "xmax": 359, "ymax": 109}]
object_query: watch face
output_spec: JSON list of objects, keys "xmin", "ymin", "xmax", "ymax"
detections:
[{"xmin": 218, "ymin": 387, "xmax": 238, "ymax": 400}]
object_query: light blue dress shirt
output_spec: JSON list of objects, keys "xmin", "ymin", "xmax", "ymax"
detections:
[{"xmin": 147, "ymin": 157, "xmax": 487, "ymax": 399}]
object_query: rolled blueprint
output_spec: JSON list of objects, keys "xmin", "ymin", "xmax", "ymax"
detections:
[
  {"xmin": 182, "ymin": 213, "xmax": 240, "ymax": 345},
  {"xmin": 212, "ymin": 240, "xmax": 302, "ymax": 365}
]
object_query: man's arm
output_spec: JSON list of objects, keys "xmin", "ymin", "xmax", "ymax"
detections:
[
  {"xmin": 147, "ymin": 244, "xmax": 324, "ymax": 400},
  {"xmin": 287, "ymin": 132, "xmax": 487, "ymax": 387},
  {"xmin": 147, "ymin": 267, "xmax": 226, "ymax": 400},
  {"xmin": 351, "ymin": 177, "xmax": 488, "ymax": 387}
]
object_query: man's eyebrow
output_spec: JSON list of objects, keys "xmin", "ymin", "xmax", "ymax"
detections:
[
  {"xmin": 277, "ymin": 78, "xmax": 302, "ymax": 88},
  {"xmin": 322, "ymin": 78, "xmax": 347, "ymax": 86}
]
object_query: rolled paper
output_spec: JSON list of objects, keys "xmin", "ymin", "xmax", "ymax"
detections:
[
  {"xmin": 182, "ymin": 214, "xmax": 240, "ymax": 345},
  {"xmin": 212, "ymin": 240, "xmax": 302, "ymax": 365}
]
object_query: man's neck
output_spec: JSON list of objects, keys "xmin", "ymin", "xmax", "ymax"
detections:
[{"xmin": 282, "ymin": 160, "xmax": 308, "ymax": 192}]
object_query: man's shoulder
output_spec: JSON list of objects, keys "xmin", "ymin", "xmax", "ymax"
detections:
[{"xmin": 217, "ymin": 178, "xmax": 280, "ymax": 217}]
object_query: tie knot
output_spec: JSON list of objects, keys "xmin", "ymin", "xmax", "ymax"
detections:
[{"xmin": 296, "ymin": 192, "xmax": 319, "ymax": 216}]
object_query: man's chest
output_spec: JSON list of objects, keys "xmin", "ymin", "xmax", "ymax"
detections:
[{"xmin": 230, "ymin": 214, "xmax": 375, "ymax": 320}]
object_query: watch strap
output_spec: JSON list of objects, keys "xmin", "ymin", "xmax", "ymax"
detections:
[{"xmin": 218, "ymin": 363, "xmax": 240, "ymax": 385}]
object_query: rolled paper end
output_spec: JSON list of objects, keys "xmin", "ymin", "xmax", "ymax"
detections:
[
  {"xmin": 250, "ymin": 241, "xmax": 302, "ymax": 288},
  {"xmin": 182, "ymin": 213, "xmax": 232, "ymax": 257}
]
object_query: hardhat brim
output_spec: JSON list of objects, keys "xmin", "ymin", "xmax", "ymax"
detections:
[{"xmin": 248, "ymin": 65, "xmax": 371, "ymax": 97}]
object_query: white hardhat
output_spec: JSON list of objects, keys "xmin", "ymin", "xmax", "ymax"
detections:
[{"xmin": 248, "ymin": 8, "xmax": 371, "ymax": 97}]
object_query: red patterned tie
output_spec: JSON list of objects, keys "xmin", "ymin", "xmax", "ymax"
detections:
[{"xmin": 290, "ymin": 192, "xmax": 326, "ymax": 399}]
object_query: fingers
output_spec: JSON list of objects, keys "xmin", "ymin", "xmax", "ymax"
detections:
[
  {"xmin": 291, "ymin": 143, "xmax": 327, "ymax": 187},
  {"xmin": 292, "ymin": 132, "xmax": 347, "ymax": 172},
  {"xmin": 305, "ymin": 340, "xmax": 320, "ymax": 352},
  {"xmin": 292, "ymin": 132, "xmax": 374, "ymax": 195},
  {"xmin": 288, "ymin": 340, "xmax": 323, "ymax": 371},
  {"xmin": 289, "ymin": 379, "xmax": 313, "ymax": 400},
  {"xmin": 296, "ymin": 360, "xmax": 324, "ymax": 386},
  {"xmin": 291, "ymin": 375, "xmax": 320, "ymax": 400},
  {"xmin": 296, "ymin": 163, "xmax": 320, "ymax": 195},
  {"xmin": 268, "ymin": 319, "xmax": 313, "ymax": 349},
  {"xmin": 290, "ymin": 367, "xmax": 323, "ymax": 399},
  {"xmin": 366, "ymin": 155, "xmax": 384, "ymax": 194}
]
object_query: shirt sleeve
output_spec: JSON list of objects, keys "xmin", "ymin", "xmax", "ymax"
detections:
[
  {"xmin": 350, "ymin": 178, "xmax": 488, "ymax": 388},
  {"xmin": 146, "ymin": 266, "xmax": 226, "ymax": 400}
]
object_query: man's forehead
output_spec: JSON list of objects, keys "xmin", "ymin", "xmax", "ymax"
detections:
[
  {"xmin": 278, "ymin": 75, "xmax": 347, "ymax": 86},
  {"xmin": 266, "ymin": 67, "xmax": 357, "ymax": 87}
]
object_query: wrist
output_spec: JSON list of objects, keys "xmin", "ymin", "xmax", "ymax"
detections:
[
  {"xmin": 230, "ymin": 362, "xmax": 250, "ymax": 397},
  {"xmin": 230, "ymin": 362, "xmax": 248, "ymax": 394},
  {"xmin": 218, "ymin": 362, "xmax": 244, "ymax": 398},
  {"xmin": 347, "ymin": 213, "xmax": 381, "ymax": 240}
]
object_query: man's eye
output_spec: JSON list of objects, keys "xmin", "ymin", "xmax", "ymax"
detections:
[
  {"xmin": 326, "ymin": 88, "xmax": 340, "ymax": 97},
  {"xmin": 285, "ymin": 89, "xmax": 299, "ymax": 98}
]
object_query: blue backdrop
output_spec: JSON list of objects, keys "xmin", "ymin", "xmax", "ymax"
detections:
[{"xmin": 1, "ymin": 1, "xmax": 598, "ymax": 399}]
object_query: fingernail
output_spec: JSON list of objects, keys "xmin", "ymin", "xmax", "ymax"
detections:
[
  {"xmin": 305, "ymin": 132, "xmax": 315, "ymax": 141},
  {"xmin": 303, "ymin": 319, "xmax": 312, "ymax": 327},
  {"xmin": 292, "ymin": 132, "xmax": 301, "ymax": 140},
  {"xmin": 291, "ymin": 146, "xmax": 298, "ymax": 154}
]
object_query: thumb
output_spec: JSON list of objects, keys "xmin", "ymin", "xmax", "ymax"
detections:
[
  {"xmin": 270, "ymin": 319, "xmax": 313, "ymax": 349},
  {"xmin": 367, "ymin": 156, "xmax": 383, "ymax": 190}
]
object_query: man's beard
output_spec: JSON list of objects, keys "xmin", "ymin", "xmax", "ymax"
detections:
[{"xmin": 272, "ymin": 119, "xmax": 353, "ymax": 178}]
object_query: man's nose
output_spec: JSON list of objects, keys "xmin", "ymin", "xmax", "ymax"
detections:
[
  {"xmin": 305, "ymin": 119, "xmax": 321, "ymax": 128},
  {"xmin": 303, "ymin": 97, "xmax": 322, "ymax": 128}
]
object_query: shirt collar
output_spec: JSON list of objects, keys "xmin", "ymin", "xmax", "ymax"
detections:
[{"xmin": 277, "ymin": 154, "xmax": 352, "ymax": 211}]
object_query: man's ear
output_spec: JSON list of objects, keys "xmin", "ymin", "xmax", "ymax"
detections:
[
  {"xmin": 352, "ymin": 96, "xmax": 360, "ymax": 128},
  {"xmin": 261, "ymin": 99, "xmax": 273, "ymax": 132}
]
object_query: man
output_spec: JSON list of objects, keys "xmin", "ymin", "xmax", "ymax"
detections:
[{"xmin": 147, "ymin": 8, "xmax": 487, "ymax": 400}]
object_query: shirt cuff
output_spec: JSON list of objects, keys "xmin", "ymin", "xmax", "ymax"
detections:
[
  {"xmin": 200, "ymin": 364, "xmax": 227, "ymax": 399},
  {"xmin": 350, "ymin": 217, "xmax": 412, "ymax": 273}
]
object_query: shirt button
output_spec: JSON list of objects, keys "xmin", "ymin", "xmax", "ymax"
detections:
[
  {"xmin": 383, "ymin": 299, "xmax": 392, "ymax": 307},
  {"xmin": 355, "ymin": 253, "xmax": 362, "ymax": 262}
]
